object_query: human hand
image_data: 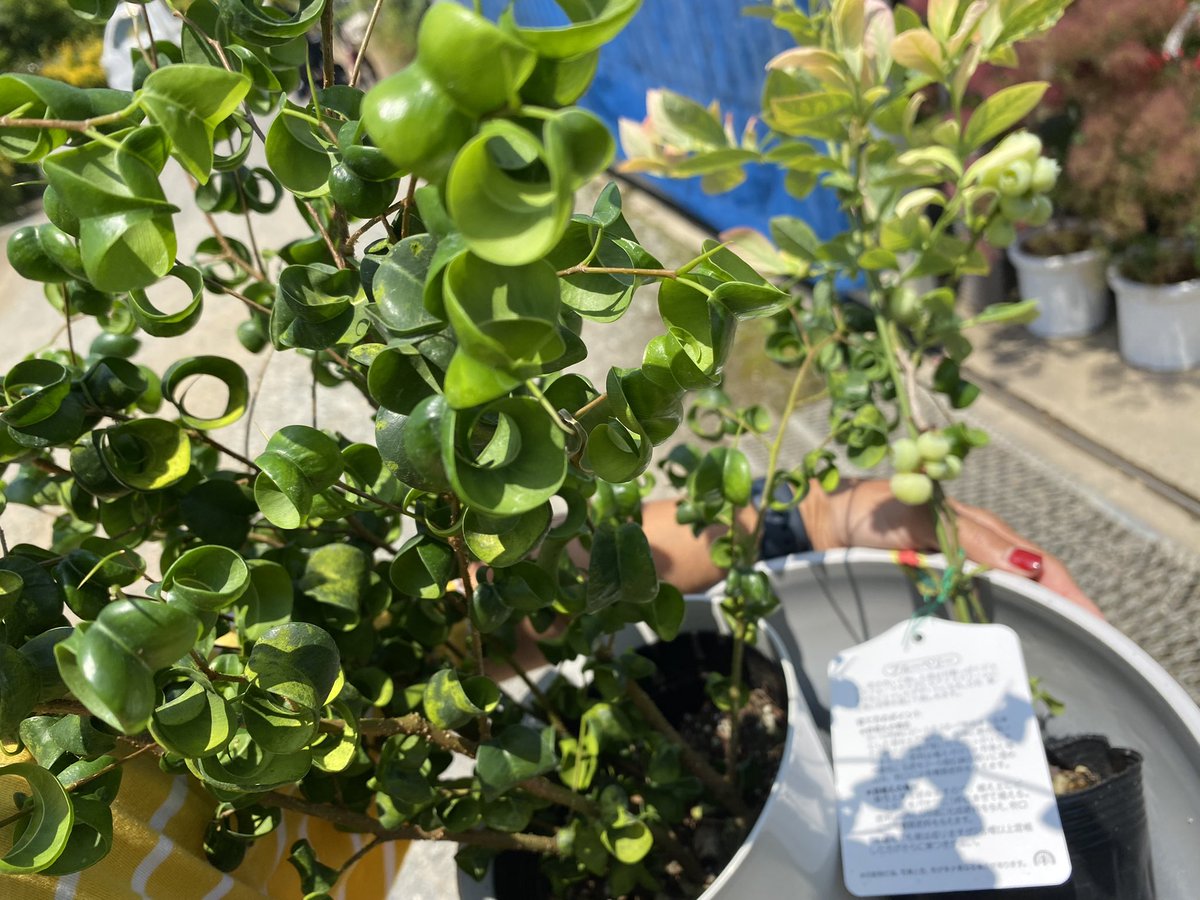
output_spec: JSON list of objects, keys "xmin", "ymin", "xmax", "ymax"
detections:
[{"xmin": 802, "ymin": 479, "xmax": 1102, "ymax": 617}]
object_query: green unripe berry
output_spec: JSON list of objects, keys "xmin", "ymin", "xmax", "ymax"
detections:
[
  {"xmin": 329, "ymin": 164, "xmax": 400, "ymax": 220},
  {"xmin": 1031, "ymin": 156, "xmax": 1060, "ymax": 194},
  {"xmin": 237, "ymin": 317, "xmax": 268, "ymax": 354},
  {"xmin": 924, "ymin": 460, "xmax": 948, "ymax": 480},
  {"xmin": 1000, "ymin": 194, "xmax": 1037, "ymax": 222},
  {"xmin": 942, "ymin": 454, "xmax": 963, "ymax": 480},
  {"xmin": 997, "ymin": 159, "xmax": 1032, "ymax": 197},
  {"xmin": 890, "ymin": 472, "xmax": 933, "ymax": 506},
  {"xmin": 337, "ymin": 120, "xmax": 402, "ymax": 181},
  {"xmin": 888, "ymin": 287, "xmax": 921, "ymax": 327},
  {"xmin": 917, "ymin": 430, "xmax": 952, "ymax": 462},
  {"xmin": 984, "ymin": 218, "xmax": 1016, "ymax": 248},
  {"xmin": 891, "ymin": 438, "xmax": 921, "ymax": 473},
  {"xmin": 1027, "ymin": 195, "xmax": 1053, "ymax": 227},
  {"xmin": 89, "ymin": 332, "xmax": 139, "ymax": 359}
]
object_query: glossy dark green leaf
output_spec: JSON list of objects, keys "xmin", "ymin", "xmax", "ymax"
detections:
[
  {"xmin": 150, "ymin": 667, "xmax": 236, "ymax": 758},
  {"xmin": 2, "ymin": 359, "xmax": 71, "ymax": 429},
  {"xmin": 162, "ymin": 355, "xmax": 249, "ymax": 430},
  {"xmin": 18, "ymin": 714, "xmax": 115, "ymax": 772},
  {"xmin": 79, "ymin": 357, "xmax": 147, "ymax": 411},
  {"xmin": 0, "ymin": 762, "xmax": 73, "ymax": 874},
  {"xmin": 368, "ymin": 234, "xmax": 445, "ymax": 337},
  {"xmin": 187, "ymin": 735, "xmax": 312, "ymax": 793},
  {"xmin": 39, "ymin": 795, "xmax": 112, "ymax": 876},
  {"xmin": 443, "ymin": 398, "xmax": 568, "ymax": 516},
  {"xmin": 180, "ymin": 478, "xmax": 256, "ymax": 548},
  {"xmin": 265, "ymin": 102, "xmax": 330, "ymax": 194},
  {"xmin": 0, "ymin": 556, "xmax": 67, "ymax": 645},
  {"xmin": 254, "ymin": 425, "xmax": 344, "ymax": 529},
  {"xmin": 389, "ymin": 534, "xmax": 454, "ymax": 601},
  {"xmin": 246, "ymin": 622, "xmax": 342, "ymax": 712},
  {"xmin": 241, "ymin": 684, "xmax": 319, "ymax": 754},
  {"xmin": 367, "ymin": 347, "xmax": 439, "ymax": 415},
  {"xmin": 139, "ymin": 65, "xmax": 251, "ymax": 181},
  {"xmin": 286, "ymin": 838, "xmax": 337, "ymax": 899},
  {"xmin": 0, "ymin": 569, "xmax": 23, "ymax": 621},
  {"xmin": 586, "ymin": 522, "xmax": 658, "ymax": 612},
  {"xmin": 271, "ymin": 263, "xmax": 363, "ymax": 351},
  {"xmin": 299, "ymin": 544, "xmax": 370, "ymax": 631},
  {"xmin": 98, "ymin": 418, "xmax": 191, "ymax": 491},
  {"xmin": 423, "ymin": 668, "xmax": 499, "ymax": 731},
  {"xmin": 0, "ymin": 645, "xmax": 38, "ymax": 738},
  {"xmin": 127, "ymin": 263, "xmax": 204, "ymax": 337},
  {"xmin": 162, "ymin": 545, "xmax": 250, "ymax": 612},
  {"xmin": 219, "ymin": 0, "xmax": 327, "ymax": 43},
  {"xmin": 6, "ymin": 224, "xmax": 82, "ymax": 283},
  {"xmin": 462, "ymin": 504, "xmax": 552, "ymax": 568},
  {"xmin": 235, "ymin": 560, "xmax": 294, "ymax": 643},
  {"xmin": 476, "ymin": 724, "xmax": 556, "ymax": 800}
]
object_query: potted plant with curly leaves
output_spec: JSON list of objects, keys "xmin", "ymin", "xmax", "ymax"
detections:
[{"xmin": 0, "ymin": 2, "xmax": 1196, "ymax": 900}]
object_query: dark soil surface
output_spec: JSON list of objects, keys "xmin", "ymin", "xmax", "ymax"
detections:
[{"xmin": 492, "ymin": 632, "xmax": 788, "ymax": 900}]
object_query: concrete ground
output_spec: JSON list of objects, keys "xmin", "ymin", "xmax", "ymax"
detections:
[{"xmin": 1, "ymin": 161, "xmax": 1197, "ymax": 699}]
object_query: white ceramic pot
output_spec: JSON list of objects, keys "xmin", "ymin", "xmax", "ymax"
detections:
[
  {"xmin": 1108, "ymin": 265, "xmax": 1200, "ymax": 371},
  {"xmin": 1008, "ymin": 230, "xmax": 1109, "ymax": 339}
]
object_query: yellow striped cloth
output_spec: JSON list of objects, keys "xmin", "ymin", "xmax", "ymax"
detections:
[{"xmin": 1, "ymin": 751, "xmax": 407, "ymax": 899}]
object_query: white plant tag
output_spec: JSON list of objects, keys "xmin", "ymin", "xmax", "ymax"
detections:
[{"xmin": 829, "ymin": 617, "xmax": 1071, "ymax": 896}]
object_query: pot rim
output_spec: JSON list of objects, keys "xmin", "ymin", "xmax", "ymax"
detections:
[
  {"xmin": 1107, "ymin": 263, "xmax": 1200, "ymax": 296},
  {"xmin": 1009, "ymin": 222, "xmax": 1107, "ymax": 268},
  {"xmin": 761, "ymin": 549, "xmax": 1200, "ymax": 745}
]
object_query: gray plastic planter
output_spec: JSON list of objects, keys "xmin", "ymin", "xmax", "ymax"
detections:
[{"xmin": 392, "ymin": 552, "xmax": 1200, "ymax": 899}]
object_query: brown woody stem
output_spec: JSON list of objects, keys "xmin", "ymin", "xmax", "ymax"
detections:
[{"xmin": 624, "ymin": 678, "xmax": 749, "ymax": 820}]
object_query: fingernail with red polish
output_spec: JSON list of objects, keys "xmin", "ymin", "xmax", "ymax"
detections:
[{"xmin": 1008, "ymin": 548, "xmax": 1043, "ymax": 577}]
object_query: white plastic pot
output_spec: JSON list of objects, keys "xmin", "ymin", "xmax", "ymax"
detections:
[
  {"xmin": 1108, "ymin": 265, "xmax": 1200, "ymax": 371},
  {"xmin": 392, "ymin": 554, "xmax": 1200, "ymax": 899},
  {"xmin": 1008, "ymin": 230, "xmax": 1109, "ymax": 339}
]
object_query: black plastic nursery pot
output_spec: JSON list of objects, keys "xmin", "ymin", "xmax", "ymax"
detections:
[{"xmin": 898, "ymin": 735, "xmax": 1153, "ymax": 900}]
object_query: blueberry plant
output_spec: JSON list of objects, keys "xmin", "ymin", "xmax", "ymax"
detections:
[
  {"xmin": 624, "ymin": 0, "xmax": 1069, "ymax": 625},
  {"xmin": 0, "ymin": 0, "xmax": 1067, "ymax": 896}
]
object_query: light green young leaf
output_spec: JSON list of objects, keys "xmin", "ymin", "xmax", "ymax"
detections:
[
  {"xmin": 139, "ymin": 66, "xmax": 251, "ymax": 182},
  {"xmin": 962, "ymin": 82, "xmax": 1048, "ymax": 152},
  {"xmin": 500, "ymin": 0, "xmax": 642, "ymax": 59}
]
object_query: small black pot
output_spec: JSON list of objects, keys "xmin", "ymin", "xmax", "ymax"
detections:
[{"xmin": 903, "ymin": 735, "xmax": 1154, "ymax": 900}]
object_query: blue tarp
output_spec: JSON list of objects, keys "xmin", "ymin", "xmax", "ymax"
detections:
[{"xmin": 481, "ymin": 0, "xmax": 846, "ymax": 239}]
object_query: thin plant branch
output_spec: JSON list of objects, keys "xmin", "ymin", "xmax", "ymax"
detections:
[{"xmin": 350, "ymin": 0, "xmax": 385, "ymax": 87}]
